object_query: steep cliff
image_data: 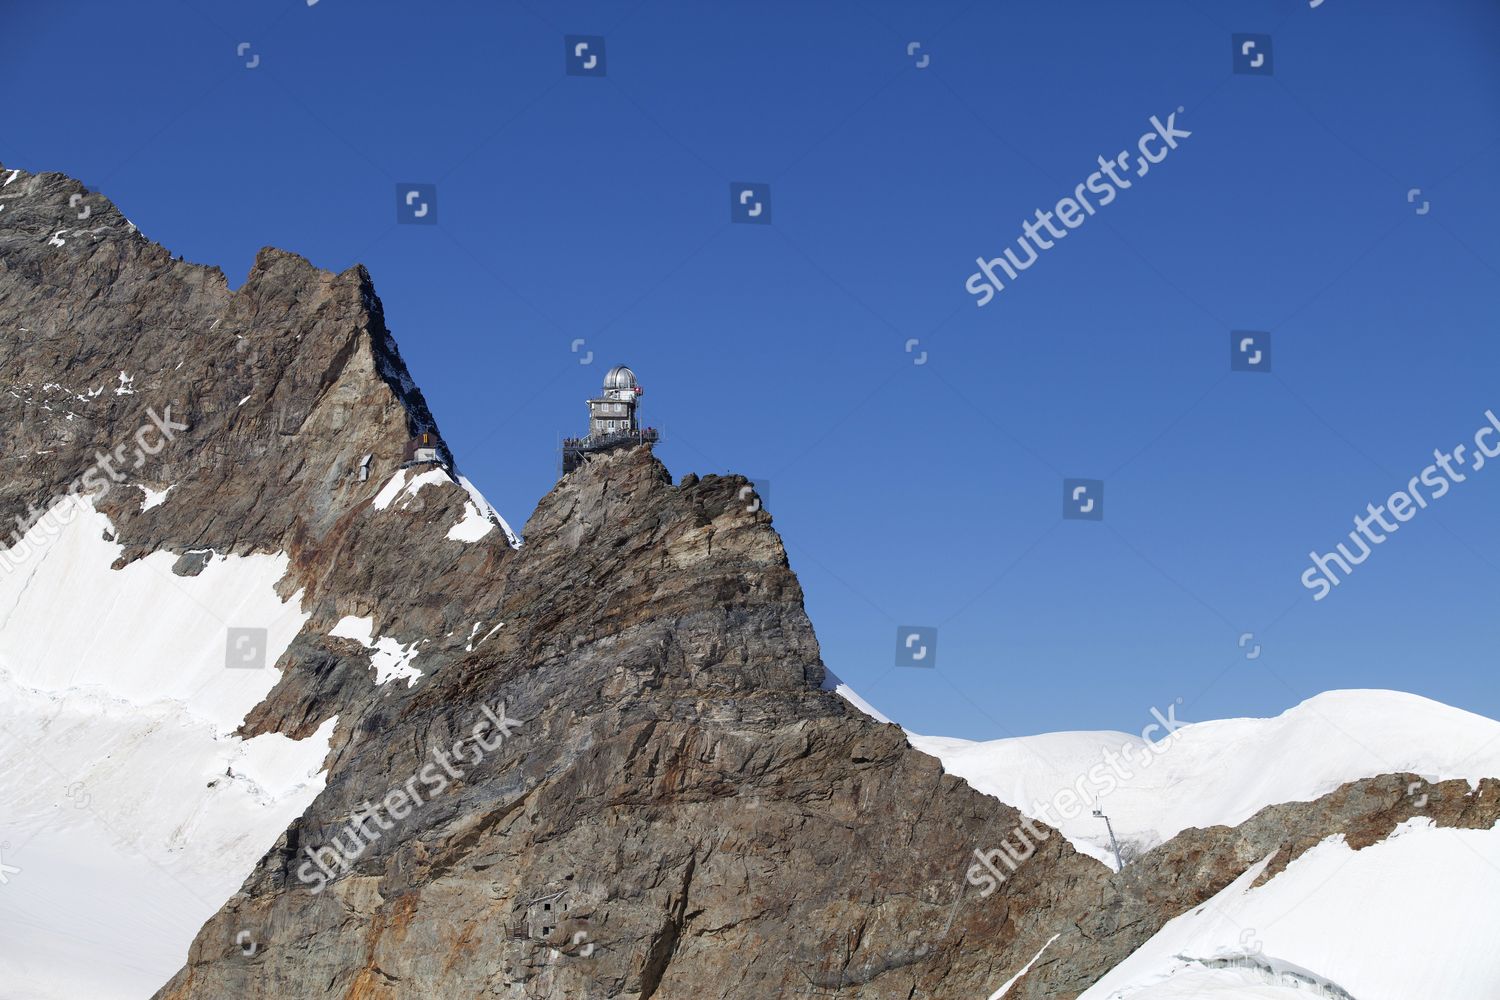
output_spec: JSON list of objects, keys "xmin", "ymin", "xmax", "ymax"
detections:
[{"xmin": 2, "ymin": 164, "xmax": 1493, "ymax": 1000}]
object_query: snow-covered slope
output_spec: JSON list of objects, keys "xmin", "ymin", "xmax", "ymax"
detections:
[
  {"xmin": 0, "ymin": 498, "xmax": 334, "ymax": 1000},
  {"xmin": 1078, "ymin": 818, "xmax": 1500, "ymax": 1000},
  {"xmin": 457, "ymin": 473, "xmax": 521, "ymax": 547},
  {"xmin": 371, "ymin": 466, "xmax": 521, "ymax": 547},
  {"xmin": 907, "ymin": 690, "xmax": 1500, "ymax": 865}
]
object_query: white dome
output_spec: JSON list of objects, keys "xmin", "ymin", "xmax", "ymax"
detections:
[{"xmin": 603, "ymin": 365, "xmax": 638, "ymax": 391}]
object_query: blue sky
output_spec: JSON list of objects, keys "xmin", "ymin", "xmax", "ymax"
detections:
[{"xmin": 6, "ymin": 0, "xmax": 1499, "ymax": 739}]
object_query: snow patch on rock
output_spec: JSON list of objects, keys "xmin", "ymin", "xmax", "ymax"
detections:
[
  {"xmin": 454, "ymin": 474, "xmax": 520, "ymax": 547},
  {"xmin": 821, "ymin": 668, "xmax": 892, "ymax": 724},
  {"xmin": 137, "ymin": 483, "xmax": 173, "ymax": 511},
  {"xmin": 448, "ymin": 501, "xmax": 494, "ymax": 542},
  {"xmin": 329, "ymin": 615, "xmax": 422, "ymax": 687},
  {"xmin": 372, "ymin": 468, "xmax": 521, "ymax": 549},
  {"xmin": 990, "ymin": 933, "xmax": 1061, "ymax": 999},
  {"xmin": 372, "ymin": 467, "xmax": 410, "ymax": 510}
]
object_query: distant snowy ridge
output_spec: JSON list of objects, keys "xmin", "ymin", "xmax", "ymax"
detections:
[
  {"xmin": 865, "ymin": 683, "xmax": 1500, "ymax": 1000},
  {"xmin": 829, "ymin": 677, "xmax": 1500, "ymax": 1000},
  {"xmin": 907, "ymin": 689, "xmax": 1500, "ymax": 865}
]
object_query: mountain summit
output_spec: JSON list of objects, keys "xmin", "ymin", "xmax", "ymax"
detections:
[{"xmin": 2, "ymin": 164, "xmax": 1496, "ymax": 1000}]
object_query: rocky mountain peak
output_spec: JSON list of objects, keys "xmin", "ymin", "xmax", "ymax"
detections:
[{"xmin": 4, "ymin": 165, "xmax": 1493, "ymax": 999}]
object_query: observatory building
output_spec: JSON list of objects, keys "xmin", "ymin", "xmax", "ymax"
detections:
[
  {"xmin": 562, "ymin": 365, "xmax": 659, "ymax": 473},
  {"xmin": 401, "ymin": 430, "xmax": 448, "ymax": 469}
]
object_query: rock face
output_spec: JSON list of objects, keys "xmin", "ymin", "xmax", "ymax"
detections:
[{"xmin": 2, "ymin": 163, "xmax": 1490, "ymax": 999}]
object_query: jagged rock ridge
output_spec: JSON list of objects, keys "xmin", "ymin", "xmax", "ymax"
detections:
[{"xmin": 1, "ymin": 164, "xmax": 1490, "ymax": 999}]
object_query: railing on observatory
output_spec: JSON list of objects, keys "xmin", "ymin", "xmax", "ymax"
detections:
[
  {"xmin": 561, "ymin": 427, "xmax": 660, "ymax": 472},
  {"xmin": 563, "ymin": 427, "xmax": 659, "ymax": 451}
]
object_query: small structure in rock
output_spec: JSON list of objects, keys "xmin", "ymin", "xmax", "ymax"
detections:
[
  {"xmin": 401, "ymin": 431, "xmax": 446, "ymax": 469},
  {"xmin": 561, "ymin": 364, "xmax": 659, "ymax": 473},
  {"xmin": 509, "ymin": 889, "xmax": 574, "ymax": 940}
]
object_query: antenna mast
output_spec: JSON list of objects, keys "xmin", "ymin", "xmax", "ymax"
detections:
[{"xmin": 1093, "ymin": 809, "xmax": 1124, "ymax": 873}]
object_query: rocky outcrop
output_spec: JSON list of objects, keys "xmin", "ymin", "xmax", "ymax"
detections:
[
  {"xmin": 0, "ymin": 162, "xmax": 506, "ymax": 746},
  {"xmin": 998, "ymin": 772, "xmax": 1500, "ymax": 996},
  {"xmin": 153, "ymin": 444, "xmax": 1068, "ymax": 999},
  {"xmin": 2, "ymin": 163, "xmax": 1485, "ymax": 999}
]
